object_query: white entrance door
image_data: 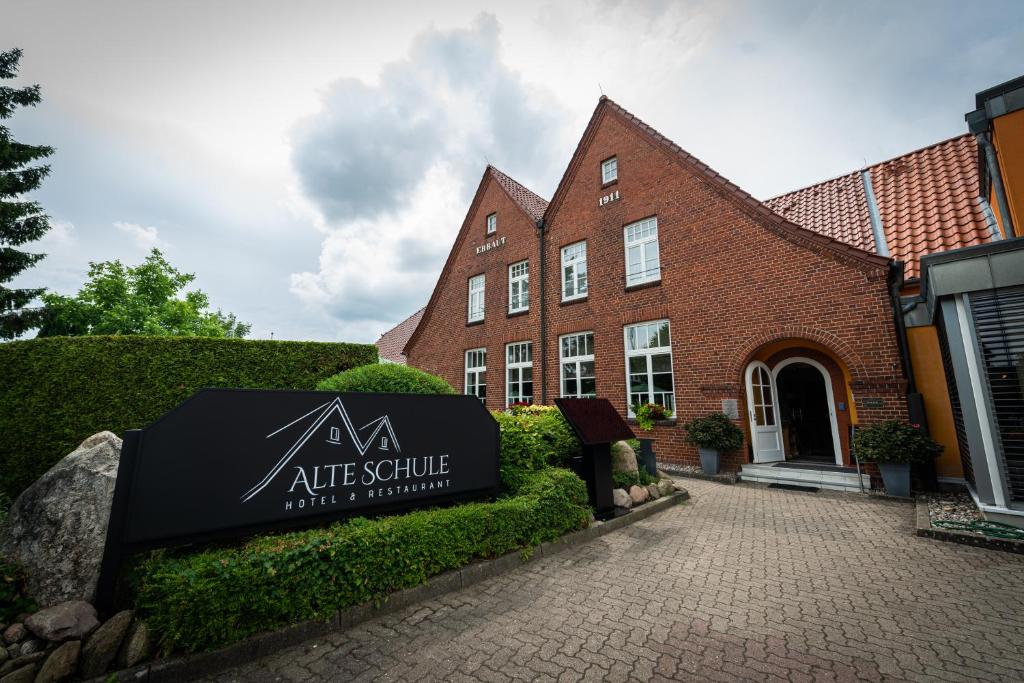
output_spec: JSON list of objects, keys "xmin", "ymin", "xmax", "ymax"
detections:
[{"xmin": 745, "ymin": 361, "xmax": 784, "ymax": 463}]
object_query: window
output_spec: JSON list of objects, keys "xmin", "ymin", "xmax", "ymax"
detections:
[
  {"xmin": 508, "ymin": 260, "xmax": 529, "ymax": 313},
  {"xmin": 560, "ymin": 332, "xmax": 595, "ymax": 398},
  {"xmin": 624, "ymin": 217, "xmax": 660, "ymax": 286},
  {"xmin": 624, "ymin": 320, "xmax": 674, "ymax": 415},
  {"xmin": 468, "ymin": 274, "xmax": 485, "ymax": 322},
  {"xmin": 602, "ymin": 157, "xmax": 618, "ymax": 184},
  {"xmin": 465, "ymin": 349, "xmax": 486, "ymax": 401},
  {"xmin": 486, "ymin": 213, "xmax": 497, "ymax": 235},
  {"xmin": 561, "ymin": 241, "xmax": 588, "ymax": 301},
  {"xmin": 505, "ymin": 342, "xmax": 533, "ymax": 407}
]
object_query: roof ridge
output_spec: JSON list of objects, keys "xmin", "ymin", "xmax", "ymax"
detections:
[{"xmin": 375, "ymin": 305, "xmax": 425, "ymax": 343}]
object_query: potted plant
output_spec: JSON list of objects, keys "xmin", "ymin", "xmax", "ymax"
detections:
[
  {"xmin": 631, "ymin": 403, "xmax": 672, "ymax": 475},
  {"xmin": 852, "ymin": 420, "xmax": 942, "ymax": 497},
  {"xmin": 683, "ymin": 412, "xmax": 743, "ymax": 475}
]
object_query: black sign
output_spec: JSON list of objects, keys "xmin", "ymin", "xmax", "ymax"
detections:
[
  {"xmin": 97, "ymin": 389, "xmax": 499, "ymax": 610},
  {"xmin": 554, "ymin": 398, "xmax": 635, "ymax": 445}
]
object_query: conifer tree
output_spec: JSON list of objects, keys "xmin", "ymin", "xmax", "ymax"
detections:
[{"xmin": 0, "ymin": 48, "xmax": 53, "ymax": 339}]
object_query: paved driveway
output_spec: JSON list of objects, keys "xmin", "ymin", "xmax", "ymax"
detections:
[{"xmin": 207, "ymin": 479, "xmax": 1024, "ymax": 682}]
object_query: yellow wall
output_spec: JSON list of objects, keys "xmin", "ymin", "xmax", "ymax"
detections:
[
  {"xmin": 992, "ymin": 108, "xmax": 1024, "ymax": 237},
  {"xmin": 907, "ymin": 325, "xmax": 963, "ymax": 478}
]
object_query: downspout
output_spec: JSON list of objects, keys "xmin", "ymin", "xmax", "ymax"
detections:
[
  {"xmin": 974, "ymin": 132, "xmax": 1013, "ymax": 239},
  {"xmin": 536, "ymin": 218, "xmax": 547, "ymax": 404}
]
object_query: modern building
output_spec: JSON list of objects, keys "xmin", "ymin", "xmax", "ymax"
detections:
[{"xmin": 394, "ymin": 76, "xmax": 1024, "ymax": 520}]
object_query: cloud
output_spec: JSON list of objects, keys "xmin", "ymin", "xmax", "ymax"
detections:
[
  {"xmin": 288, "ymin": 13, "xmax": 568, "ymax": 332},
  {"xmin": 113, "ymin": 220, "xmax": 169, "ymax": 252}
]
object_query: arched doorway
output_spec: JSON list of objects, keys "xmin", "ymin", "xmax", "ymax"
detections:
[{"xmin": 744, "ymin": 357, "xmax": 843, "ymax": 465}]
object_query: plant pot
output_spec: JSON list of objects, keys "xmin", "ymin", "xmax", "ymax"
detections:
[
  {"xmin": 637, "ymin": 438, "xmax": 657, "ymax": 476},
  {"xmin": 878, "ymin": 462, "xmax": 911, "ymax": 497},
  {"xmin": 698, "ymin": 447, "xmax": 720, "ymax": 475}
]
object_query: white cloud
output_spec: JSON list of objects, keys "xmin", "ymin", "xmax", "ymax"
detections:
[
  {"xmin": 38, "ymin": 219, "xmax": 77, "ymax": 248},
  {"xmin": 113, "ymin": 221, "xmax": 169, "ymax": 252}
]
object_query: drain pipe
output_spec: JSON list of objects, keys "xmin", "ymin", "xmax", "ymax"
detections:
[
  {"xmin": 888, "ymin": 261, "xmax": 928, "ymax": 431},
  {"xmin": 536, "ymin": 218, "xmax": 547, "ymax": 404},
  {"xmin": 974, "ymin": 132, "xmax": 1013, "ymax": 240}
]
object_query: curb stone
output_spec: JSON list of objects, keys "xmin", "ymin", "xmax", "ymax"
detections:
[
  {"xmin": 658, "ymin": 464, "xmax": 736, "ymax": 485},
  {"xmin": 914, "ymin": 495, "xmax": 1024, "ymax": 555},
  {"xmin": 89, "ymin": 490, "xmax": 690, "ymax": 682}
]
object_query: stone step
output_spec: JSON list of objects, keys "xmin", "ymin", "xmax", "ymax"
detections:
[{"xmin": 739, "ymin": 463, "xmax": 870, "ymax": 493}]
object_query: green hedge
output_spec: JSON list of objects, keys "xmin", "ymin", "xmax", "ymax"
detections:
[
  {"xmin": 0, "ymin": 336, "xmax": 377, "ymax": 498},
  {"xmin": 130, "ymin": 467, "xmax": 590, "ymax": 653},
  {"xmin": 317, "ymin": 363, "xmax": 456, "ymax": 394},
  {"xmin": 493, "ymin": 406, "xmax": 581, "ymax": 493}
]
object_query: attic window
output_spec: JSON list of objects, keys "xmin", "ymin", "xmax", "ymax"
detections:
[
  {"xmin": 486, "ymin": 213, "xmax": 497, "ymax": 235},
  {"xmin": 602, "ymin": 157, "xmax": 618, "ymax": 184}
]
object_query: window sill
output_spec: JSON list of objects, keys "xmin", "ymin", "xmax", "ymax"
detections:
[
  {"xmin": 466, "ymin": 319, "xmax": 485, "ymax": 327},
  {"xmin": 625, "ymin": 279, "xmax": 661, "ymax": 293},
  {"xmin": 600, "ymin": 178, "xmax": 618, "ymax": 189},
  {"xmin": 507, "ymin": 309, "xmax": 530, "ymax": 318},
  {"xmin": 626, "ymin": 418, "xmax": 677, "ymax": 427},
  {"xmin": 560, "ymin": 296, "xmax": 588, "ymax": 307}
]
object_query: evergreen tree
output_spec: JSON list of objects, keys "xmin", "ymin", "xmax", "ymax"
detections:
[{"xmin": 0, "ymin": 48, "xmax": 53, "ymax": 339}]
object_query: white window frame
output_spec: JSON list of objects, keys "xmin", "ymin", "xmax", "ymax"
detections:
[
  {"xmin": 486, "ymin": 212, "xmax": 497, "ymax": 235},
  {"xmin": 623, "ymin": 320, "xmax": 675, "ymax": 416},
  {"xmin": 561, "ymin": 241, "xmax": 588, "ymax": 301},
  {"xmin": 559, "ymin": 332, "xmax": 596, "ymax": 398},
  {"xmin": 602, "ymin": 157, "xmax": 618, "ymax": 184},
  {"xmin": 505, "ymin": 341, "xmax": 533, "ymax": 407},
  {"xmin": 465, "ymin": 348, "xmax": 486, "ymax": 401},
  {"xmin": 624, "ymin": 216, "xmax": 660, "ymax": 287},
  {"xmin": 508, "ymin": 260, "xmax": 529, "ymax": 313},
  {"xmin": 468, "ymin": 274, "xmax": 485, "ymax": 322}
]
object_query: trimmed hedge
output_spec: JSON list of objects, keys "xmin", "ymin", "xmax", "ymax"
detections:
[
  {"xmin": 316, "ymin": 363, "xmax": 456, "ymax": 395},
  {"xmin": 130, "ymin": 467, "xmax": 590, "ymax": 653},
  {"xmin": 0, "ymin": 336, "xmax": 378, "ymax": 498},
  {"xmin": 493, "ymin": 406, "xmax": 581, "ymax": 492}
]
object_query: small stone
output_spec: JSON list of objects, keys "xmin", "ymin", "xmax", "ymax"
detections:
[
  {"xmin": 35, "ymin": 640, "xmax": 79, "ymax": 683},
  {"xmin": 657, "ymin": 479, "xmax": 675, "ymax": 497},
  {"xmin": 628, "ymin": 485, "xmax": 649, "ymax": 505},
  {"xmin": 116, "ymin": 620, "xmax": 151, "ymax": 669},
  {"xmin": 24, "ymin": 602, "xmax": 98, "ymax": 643},
  {"xmin": 612, "ymin": 488, "xmax": 632, "ymax": 509},
  {"xmin": 672, "ymin": 481, "xmax": 687, "ymax": 492},
  {"xmin": 79, "ymin": 610, "xmax": 132, "ymax": 678},
  {"xmin": 0, "ymin": 646, "xmax": 6, "ymax": 664},
  {"xmin": 646, "ymin": 484, "xmax": 660, "ymax": 500},
  {"xmin": 0, "ymin": 663, "xmax": 36, "ymax": 683},
  {"xmin": 1, "ymin": 625, "xmax": 24, "ymax": 646},
  {"xmin": 16, "ymin": 640, "xmax": 41, "ymax": 658}
]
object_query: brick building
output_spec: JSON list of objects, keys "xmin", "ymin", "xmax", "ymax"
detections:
[{"xmin": 398, "ymin": 82, "xmax": 1024, "ymax": 508}]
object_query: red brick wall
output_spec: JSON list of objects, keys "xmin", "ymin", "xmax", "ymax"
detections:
[{"xmin": 408, "ymin": 107, "xmax": 908, "ymax": 472}]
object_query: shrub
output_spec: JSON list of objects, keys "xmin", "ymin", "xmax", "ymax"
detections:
[
  {"xmin": 130, "ymin": 467, "xmax": 589, "ymax": 654},
  {"xmin": 852, "ymin": 421, "xmax": 943, "ymax": 465},
  {"xmin": 632, "ymin": 403, "xmax": 672, "ymax": 431},
  {"xmin": 0, "ymin": 556, "xmax": 36, "ymax": 622},
  {"xmin": 612, "ymin": 469, "xmax": 657, "ymax": 490},
  {"xmin": 316, "ymin": 363, "xmax": 455, "ymax": 395},
  {"xmin": 683, "ymin": 413, "xmax": 744, "ymax": 452},
  {"xmin": 493, "ymin": 407, "xmax": 581, "ymax": 492},
  {"xmin": 0, "ymin": 336, "xmax": 377, "ymax": 498}
]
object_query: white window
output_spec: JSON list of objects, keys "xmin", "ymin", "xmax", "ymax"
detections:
[
  {"xmin": 508, "ymin": 260, "xmax": 529, "ymax": 313},
  {"xmin": 560, "ymin": 332, "xmax": 595, "ymax": 398},
  {"xmin": 465, "ymin": 348, "xmax": 486, "ymax": 401},
  {"xmin": 468, "ymin": 274, "xmax": 485, "ymax": 322},
  {"xmin": 486, "ymin": 213, "xmax": 497, "ymax": 235},
  {"xmin": 624, "ymin": 217, "xmax": 660, "ymax": 286},
  {"xmin": 561, "ymin": 241, "xmax": 588, "ymax": 301},
  {"xmin": 505, "ymin": 342, "xmax": 533, "ymax": 407},
  {"xmin": 624, "ymin": 320, "xmax": 675, "ymax": 415},
  {"xmin": 602, "ymin": 157, "xmax": 618, "ymax": 184}
]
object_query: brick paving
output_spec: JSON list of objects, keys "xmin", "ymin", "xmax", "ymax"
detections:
[{"xmin": 206, "ymin": 480, "xmax": 1024, "ymax": 682}]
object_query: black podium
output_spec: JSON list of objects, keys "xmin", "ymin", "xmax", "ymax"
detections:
[{"xmin": 555, "ymin": 398, "xmax": 636, "ymax": 521}]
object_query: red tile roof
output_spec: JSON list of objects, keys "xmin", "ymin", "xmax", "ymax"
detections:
[
  {"xmin": 767, "ymin": 134, "xmax": 994, "ymax": 279},
  {"xmin": 375, "ymin": 307, "xmax": 424, "ymax": 364},
  {"xmin": 488, "ymin": 165, "xmax": 548, "ymax": 221}
]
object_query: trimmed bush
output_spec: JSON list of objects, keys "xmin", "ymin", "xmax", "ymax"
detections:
[
  {"xmin": 130, "ymin": 467, "xmax": 589, "ymax": 653},
  {"xmin": 493, "ymin": 407, "xmax": 581, "ymax": 492},
  {"xmin": 683, "ymin": 412, "xmax": 744, "ymax": 452},
  {"xmin": 0, "ymin": 336, "xmax": 377, "ymax": 498},
  {"xmin": 852, "ymin": 420, "xmax": 943, "ymax": 464},
  {"xmin": 316, "ymin": 363, "xmax": 455, "ymax": 395}
]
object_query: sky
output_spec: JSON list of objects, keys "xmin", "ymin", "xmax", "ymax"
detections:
[{"xmin": 3, "ymin": 0, "xmax": 1024, "ymax": 343}]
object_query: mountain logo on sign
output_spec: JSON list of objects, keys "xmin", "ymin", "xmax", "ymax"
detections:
[{"xmin": 241, "ymin": 397, "xmax": 400, "ymax": 503}]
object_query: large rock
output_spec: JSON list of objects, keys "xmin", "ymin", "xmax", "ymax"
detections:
[
  {"xmin": 0, "ymin": 432, "xmax": 121, "ymax": 606},
  {"xmin": 612, "ymin": 488, "xmax": 632, "ymax": 509},
  {"xmin": 611, "ymin": 441, "xmax": 639, "ymax": 476},
  {"xmin": 79, "ymin": 610, "xmax": 131, "ymax": 678},
  {"xmin": 34, "ymin": 640, "xmax": 79, "ymax": 683},
  {"xmin": 24, "ymin": 602, "xmax": 97, "ymax": 643},
  {"xmin": 628, "ymin": 485, "xmax": 650, "ymax": 505},
  {"xmin": 0, "ymin": 664, "xmax": 35, "ymax": 683},
  {"xmin": 116, "ymin": 620, "xmax": 151, "ymax": 669}
]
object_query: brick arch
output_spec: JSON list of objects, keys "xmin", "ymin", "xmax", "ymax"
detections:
[{"xmin": 729, "ymin": 326, "xmax": 868, "ymax": 383}]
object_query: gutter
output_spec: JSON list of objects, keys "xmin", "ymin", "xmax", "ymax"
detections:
[{"xmin": 536, "ymin": 218, "xmax": 547, "ymax": 404}]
